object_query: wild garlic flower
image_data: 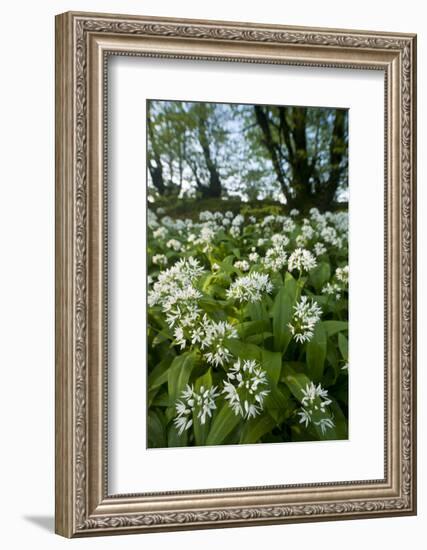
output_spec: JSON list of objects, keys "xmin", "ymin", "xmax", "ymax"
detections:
[
  {"xmin": 314, "ymin": 417, "xmax": 335, "ymax": 434},
  {"xmin": 153, "ymin": 227, "xmax": 168, "ymax": 239},
  {"xmin": 261, "ymin": 215, "xmax": 276, "ymax": 227},
  {"xmin": 226, "ymin": 272, "xmax": 273, "ymax": 303},
  {"xmin": 313, "ymin": 242, "xmax": 327, "ymax": 257},
  {"xmin": 147, "ymin": 209, "xmax": 159, "ymax": 229},
  {"xmin": 234, "ymin": 260, "xmax": 250, "ymax": 272},
  {"xmin": 148, "ymin": 257, "xmax": 204, "ymax": 329},
  {"xmin": 271, "ymin": 233, "xmax": 290, "ymax": 248},
  {"xmin": 309, "ymin": 207, "xmax": 321, "ymax": 219},
  {"xmin": 230, "ymin": 226, "xmax": 240, "ymax": 238},
  {"xmin": 295, "ymin": 234, "xmax": 308, "ymax": 248},
  {"xmin": 232, "ymin": 214, "xmax": 244, "ymax": 226},
  {"xmin": 249, "ymin": 252, "xmax": 259, "ymax": 263},
  {"xmin": 198, "ymin": 225, "xmax": 216, "ymax": 244},
  {"xmin": 152, "ymin": 254, "xmax": 167, "ymax": 266},
  {"xmin": 174, "ymin": 384, "xmax": 220, "ymax": 435},
  {"xmin": 166, "ymin": 238, "xmax": 182, "ymax": 251},
  {"xmin": 297, "ymin": 382, "xmax": 334, "ymax": 434},
  {"xmin": 199, "ymin": 316, "xmax": 238, "ymax": 368},
  {"xmin": 322, "ymin": 282, "xmax": 341, "ymax": 300},
  {"xmin": 288, "ymin": 248, "xmax": 317, "ymax": 273},
  {"xmin": 199, "ymin": 210, "xmax": 214, "ymax": 221},
  {"xmin": 301, "ymin": 223, "xmax": 315, "ymax": 240},
  {"xmin": 173, "ymin": 326, "xmax": 187, "ymax": 350},
  {"xmin": 288, "ymin": 296, "xmax": 322, "ymax": 343},
  {"xmin": 282, "ymin": 218, "xmax": 296, "ymax": 233},
  {"xmin": 320, "ymin": 226, "xmax": 342, "ymax": 248},
  {"xmin": 223, "ymin": 359, "xmax": 270, "ymax": 419},
  {"xmin": 262, "ymin": 247, "xmax": 288, "ymax": 271},
  {"xmin": 290, "ymin": 208, "xmax": 300, "ymax": 217},
  {"xmin": 335, "ymin": 265, "xmax": 349, "ymax": 284}
]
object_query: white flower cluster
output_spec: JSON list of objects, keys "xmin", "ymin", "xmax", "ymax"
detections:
[
  {"xmin": 287, "ymin": 208, "xmax": 348, "ymax": 253},
  {"xmin": 153, "ymin": 226, "xmax": 168, "ymax": 239},
  {"xmin": 249, "ymin": 252, "xmax": 259, "ymax": 263},
  {"xmin": 174, "ymin": 314, "xmax": 238, "ymax": 368},
  {"xmin": 321, "ymin": 264, "xmax": 349, "ymax": 299},
  {"xmin": 282, "ymin": 217, "xmax": 296, "ymax": 233},
  {"xmin": 174, "ymin": 384, "xmax": 220, "ymax": 435},
  {"xmin": 223, "ymin": 359, "xmax": 270, "ymax": 419},
  {"xmin": 313, "ymin": 242, "xmax": 327, "ymax": 257},
  {"xmin": 234, "ymin": 260, "xmax": 250, "ymax": 272},
  {"xmin": 335, "ymin": 265, "xmax": 349, "ymax": 284},
  {"xmin": 166, "ymin": 238, "xmax": 182, "ymax": 251},
  {"xmin": 198, "ymin": 316, "xmax": 238, "ymax": 367},
  {"xmin": 262, "ymin": 246, "xmax": 288, "ymax": 271},
  {"xmin": 226, "ymin": 272, "xmax": 273, "ymax": 303},
  {"xmin": 322, "ymin": 282, "xmax": 342, "ymax": 300},
  {"xmin": 297, "ymin": 381, "xmax": 335, "ymax": 434},
  {"xmin": 152, "ymin": 253, "xmax": 167, "ymax": 266},
  {"xmin": 288, "ymin": 248, "xmax": 317, "ymax": 273},
  {"xmin": 148, "ymin": 257, "xmax": 204, "ymax": 331},
  {"xmin": 288, "ymin": 296, "xmax": 322, "ymax": 343}
]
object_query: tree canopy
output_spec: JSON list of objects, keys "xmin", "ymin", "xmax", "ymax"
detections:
[{"xmin": 147, "ymin": 100, "xmax": 348, "ymax": 211}]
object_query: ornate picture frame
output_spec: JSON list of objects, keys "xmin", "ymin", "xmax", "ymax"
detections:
[{"xmin": 55, "ymin": 11, "xmax": 417, "ymax": 537}]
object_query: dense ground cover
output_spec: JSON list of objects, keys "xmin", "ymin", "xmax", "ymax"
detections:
[{"xmin": 147, "ymin": 205, "xmax": 348, "ymax": 447}]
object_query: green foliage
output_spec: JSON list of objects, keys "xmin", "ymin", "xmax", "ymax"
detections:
[
  {"xmin": 147, "ymin": 100, "xmax": 348, "ymax": 211},
  {"xmin": 147, "ymin": 205, "xmax": 348, "ymax": 448}
]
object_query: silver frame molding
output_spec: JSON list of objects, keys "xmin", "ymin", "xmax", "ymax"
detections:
[{"xmin": 55, "ymin": 11, "xmax": 417, "ymax": 538}]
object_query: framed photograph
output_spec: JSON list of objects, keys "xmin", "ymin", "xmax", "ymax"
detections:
[{"xmin": 55, "ymin": 11, "xmax": 417, "ymax": 537}]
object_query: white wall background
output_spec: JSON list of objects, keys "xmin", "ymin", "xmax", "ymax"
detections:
[{"xmin": 0, "ymin": 1, "xmax": 424, "ymax": 548}]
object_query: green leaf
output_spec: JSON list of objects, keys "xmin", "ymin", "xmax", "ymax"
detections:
[
  {"xmin": 306, "ymin": 323, "xmax": 327, "ymax": 381},
  {"xmin": 309, "ymin": 261, "xmax": 331, "ymax": 292},
  {"xmin": 239, "ymin": 413, "xmax": 276, "ymax": 444},
  {"xmin": 193, "ymin": 369, "xmax": 214, "ymax": 446},
  {"xmin": 152, "ymin": 332, "xmax": 170, "ymax": 347},
  {"xmin": 260, "ymin": 349, "xmax": 282, "ymax": 386},
  {"xmin": 321, "ymin": 320, "xmax": 348, "ymax": 337},
  {"xmin": 330, "ymin": 399, "xmax": 348, "ymax": 439},
  {"xmin": 224, "ymin": 339, "xmax": 262, "ymax": 361},
  {"xmin": 219, "ymin": 255, "xmax": 235, "ymax": 274},
  {"xmin": 148, "ymin": 355, "xmax": 174, "ymax": 393},
  {"xmin": 325, "ymin": 341, "xmax": 340, "ymax": 385},
  {"xmin": 237, "ymin": 319, "xmax": 271, "ymax": 339},
  {"xmin": 338, "ymin": 333, "xmax": 349, "ymax": 361},
  {"xmin": 167, "ymin": 422, "xmax": 188, "ymax": 448},
  {"xmin": 167, "ymin": 351, "xmax": 198, "ymax": 405},
  {"xmin": 263, "ymin": 384, "xmax": 291, "ymax": 423},
  {"xmin": 272, "ymin": 273, "xmax": 297, "ymax": 353},
  {"xmin": 147, "ymin": 410, "xmax": 166, "ymax": 448},
  {"xmin": 246, "ymin": 332, "xmax": 273, "ymax": 345},
  {"xmin": 283, "ymin": 365, "xmax": 311, "ymax": 402},
  {"xmin": 246, "ymin": 301, "xmax": 265, "ymax": 321},
  {"xmin": 206, "ymin": 404, "xmax": 241, "ymax": 446}
]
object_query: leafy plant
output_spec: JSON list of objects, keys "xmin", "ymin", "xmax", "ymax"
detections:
[{"xmin": 147, "ymin": 206, "xmax": 348, "ymax": 447}]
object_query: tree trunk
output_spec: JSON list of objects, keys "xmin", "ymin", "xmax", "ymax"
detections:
[
  {"xmin": 317, "ymin": 110, "xmax": 346, "ymax": 210},
  {"xmin": 197, "ymin": 106, "xmax": 222, "ymax": 198},
  {"xmin": 254, "ymin": 105, "xmax": 289, "ymax": 203},
  {"xmin": 147, "ymin": 105, "xmax": 165, "ymax": 195}
]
